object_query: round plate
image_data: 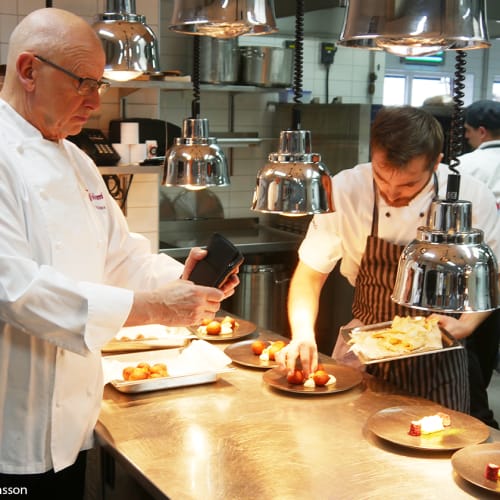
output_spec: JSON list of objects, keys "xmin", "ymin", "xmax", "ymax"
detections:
[
  {"xmin": 367, "ymin": 405, "xmax": 490, "ymax": 451},
  {"xmin": 263, "ymin": 362, "xmax": 363, "ymax": 395},
  {"xmin": 224, "ymin": 339, "xmax": 282, "ymax": 369},
  {"xmin": 452, "ymin": 443, "xmax": 500, "ymax": 493},
  {"xmin": 191, "ymin": 317, "xmax": 256, "ymax": 342}
]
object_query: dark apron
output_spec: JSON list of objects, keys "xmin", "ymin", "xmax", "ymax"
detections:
[{"xmin": 351, "ymin": 176, "xmax": 469, "ymax": 413}]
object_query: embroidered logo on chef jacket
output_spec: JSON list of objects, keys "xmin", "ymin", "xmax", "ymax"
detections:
[{"xmin": 88, "ymin": 191, "xmax": 107, "ymax": 210}]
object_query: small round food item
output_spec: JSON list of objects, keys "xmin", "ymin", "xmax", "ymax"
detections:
[
  {"xmin": 268, "ymin": 340, "xmax": 286, "ymax": 361},
  {"xmin": 150, "ymin": 363, "xmax": 168, "ymax": 377},
  {"xmin": 122, "ymin": 366, "xmax": 135, "ymax": 381},
  {"xmin": 128, "ymin": 367, "xmax": 149, "ymax": 381},
  {"xmin": 312, "ymin": 370, "xmax": 330, "ymax": 387},
  {"xmin": 206, "ymin": 320, "xmax": 222, "ymax": 335},
  {"xmin": 251, "ymin": 340, "xmax": 268, "ymax": 355},
  {"xmin": 122, "ymin": 362, "xmax": 169, "ymax": 381},
  {"xmin": 287, "ymin": 369, "xmax": 305, "ymax": 385}
]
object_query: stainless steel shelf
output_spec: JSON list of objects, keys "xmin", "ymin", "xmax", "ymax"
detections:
[
  {"xmin": 110, "ymin": 79, "xmax": 286, "ymax": 94},
  {"xmin": 97, "ymin": 165, "xmax": 163, "ymax": 175}
]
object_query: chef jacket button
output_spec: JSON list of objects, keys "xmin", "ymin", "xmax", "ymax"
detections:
[
  {"xmin": 39, "ymin": 189, "xmax": 48, "ymax": 200},
  {"xmin": 16, "ymin": 145, "xmax": 24, "ymax": 154}
]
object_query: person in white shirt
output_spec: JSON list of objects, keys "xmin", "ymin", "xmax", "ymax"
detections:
[
  {"xmin": 459, "ymin": 99, "xmax": 500, "ymax": 211},
  {"xmin": 0, "ymin": 8, "xmax": 239, "ymax": 498},
  {"xmin": 277, "ymin": 106, "xmax": 500, "ymax": 426}
]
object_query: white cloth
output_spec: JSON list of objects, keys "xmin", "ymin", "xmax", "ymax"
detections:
[
  {"xmin": 0, "ymin": 99, "xmax": 184, "ymax": 473},
  {"xmin": 457, "ymin": 140, "xmax": 500, "ymax": 211},
  {"xmin": 299, "ymin": 163, "xmax": 500, "ymax": 287}
]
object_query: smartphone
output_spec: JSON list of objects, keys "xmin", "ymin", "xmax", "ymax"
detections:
[{"xmin": 188, "ymin": 233, "xmax": 244, "ymax": 288}]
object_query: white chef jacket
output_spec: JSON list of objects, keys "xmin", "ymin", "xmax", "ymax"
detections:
[
  {"xmin": 299, "ymin": 163, "xmax": 500, "ymax": 287},
  {"xmin": 0, "ymin": 100, "xmax": 184, "ymax": 473},
  {"xmin": 457, "ymin": 140, "xmax": 500, "ymax": 210}
]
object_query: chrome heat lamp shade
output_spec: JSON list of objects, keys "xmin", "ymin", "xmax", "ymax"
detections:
[
  {"xmin": 392, "ymin": 199, "xmax": 499, "ymax": 312},
  {"xmin": 163, "ymin": 118, "xmax": 230, "ymax": 189},
  {"xmin": 251, "ymin": 130, "xmax": 333, "ymax": 215},
  {"xmin": 339, "ymin": 0, "xmax": 490, "ymax": 56},
  {"xmin": 93, "ymin": 0, "xmax": 160, "ymax": 81},
  {"xmin": 169, "ymin": 0, "xmax": 277, "ymax": 39}
]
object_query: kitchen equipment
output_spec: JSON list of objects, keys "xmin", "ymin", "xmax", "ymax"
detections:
[
  {"xmin": 199, "ymin": 37, "xmax": 239, "ymax": 84},
  {"xmin": 231, "ymin": 263, "xmax": 290, "ymax": 334},
  {"xmin": 239, "ymin": 46, "xmax": 293, "ymax": 87}
]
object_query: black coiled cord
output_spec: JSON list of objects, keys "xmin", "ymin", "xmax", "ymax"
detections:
[
  {"xmin": 448, "ymin": 50, "xmax": 467, "ymax": 174},
  {"xmin": 292, "ymin": 0, "xmax": 304, "ymax": 129},
  {"xmin": 192, "ymin": 36, "xmax": 201, "ymax": 118},
  {"xmin": 445, "ymin": 50, "xmax": 466, "ymax": 201}
]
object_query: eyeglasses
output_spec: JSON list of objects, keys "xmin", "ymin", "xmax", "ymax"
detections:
[{"xmin": 34, "ymin": 55, "xmax": 110, "ymax": 96}]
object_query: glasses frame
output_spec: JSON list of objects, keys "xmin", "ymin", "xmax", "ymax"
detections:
[{"xmin": 34, "ymin": 55, "xmax": 110, "ymax": 96}]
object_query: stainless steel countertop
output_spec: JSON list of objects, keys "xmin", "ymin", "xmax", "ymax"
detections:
[
  {"xmin": 96, "ymin": 330, "xmax": 500, "ymax": 500},
  {"xmin": 159, "ymin": 218, "xmax": 302, "ymax": 258}
]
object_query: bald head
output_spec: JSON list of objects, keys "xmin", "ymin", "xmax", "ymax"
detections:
[
  {"xmin": 6, "ymin": 8, "xmax": 103, "ymax": 70},
  {"xmin": 0, "ymin": 8, "xmax": 106, "ymax": 141}
]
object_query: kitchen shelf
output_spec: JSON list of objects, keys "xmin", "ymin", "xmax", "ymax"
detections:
[
  {"xmin": 97, "ymin": 165, "xmax": 163, "ymax": 175},
  {"xmin": 111, "ymin": 79, "xmax": 287, "ymax": 94}
]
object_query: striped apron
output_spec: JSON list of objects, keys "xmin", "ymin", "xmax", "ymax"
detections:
[{"xmin": 351, "ymin": 177, "xmax": 469, "ymax": 413}]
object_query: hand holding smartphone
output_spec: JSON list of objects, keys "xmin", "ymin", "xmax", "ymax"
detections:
[{"xmin": 188, "ymin": 233, "xmax": 244, "ymax": 288}]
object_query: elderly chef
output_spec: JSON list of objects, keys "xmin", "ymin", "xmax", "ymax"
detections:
[
  {"xmin": 0, "ymin": 7, "xmax": 239, "ymax": 497},
  {"xmin": 278, "ymin": 106, "xmax": 500, "ymax": 426}
]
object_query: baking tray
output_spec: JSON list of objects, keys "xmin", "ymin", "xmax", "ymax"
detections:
[
  {"xmin": 103, "ymin": 349, "xmax": 217, "ymax": 393},
  {"xmin": 341, "ymin": 320, "xmax": 463, "ymax": 365}
]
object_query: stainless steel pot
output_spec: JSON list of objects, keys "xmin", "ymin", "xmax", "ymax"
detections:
[
  {"xmin": 199, "ymin": 37, "xmax": 239, "ymax": 84},
  {"xmin": 239, "ymin": 46, "xmax": 293, "ymax": 87}
]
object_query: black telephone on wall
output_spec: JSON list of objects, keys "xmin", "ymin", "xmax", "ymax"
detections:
[{"xmin": 67, "ymin": 128, "xmax": 120, "ymax": 166}]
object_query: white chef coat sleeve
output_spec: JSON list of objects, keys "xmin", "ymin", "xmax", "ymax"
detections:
[
  {"xmin": 79, "ymin": 281, "xmax": 133, "ymax": 352},
  {"xmin": 298, "ymin": 212, "xmax": 343, "ymax": 274}
]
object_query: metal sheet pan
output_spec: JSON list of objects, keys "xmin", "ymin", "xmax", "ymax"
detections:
[
  {"xmin": 341, "ymin": 320, "xmax": 463, "ymax": 365},
  {"xmin": 103, "ymin": 349, "xmax": 217, "ymax": 394}
]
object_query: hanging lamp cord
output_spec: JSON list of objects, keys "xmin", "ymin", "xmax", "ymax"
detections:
[
  {"xmin": 292, "ymin": 0, "xmax": 304, "ymax": 130},
  {"xmin": 446, "ymin": 50, "xmax": 466, "ymax": 201},
  {"xmin": 191, "ymin": 36, "xmax": 201, "ymax": 118}
]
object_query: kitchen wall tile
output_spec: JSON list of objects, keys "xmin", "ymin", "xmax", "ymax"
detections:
[
  {"xmin": 0, "ymin": 4, "xmax": 18, "ymax": 15},
  {"xmin": 18, "ymin": 0, "xmax": 44, "ymax": 15},
  {"xmin": 125, "ymin": 206, "xmax": 159, "ymax": 233},
  {"xmin": 0, "ymin": 15, "xmax": 18, "ymax": 43},
  {"xmin": 127, "ymin": 177, "xmax": 160, "ymax": 208}
]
